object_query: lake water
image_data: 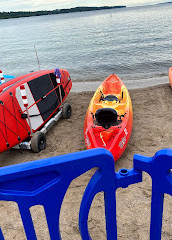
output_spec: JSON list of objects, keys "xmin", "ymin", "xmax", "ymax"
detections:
[{"xmin": 0, "ymin": 3, "xmax": 172, "ymax": 89}]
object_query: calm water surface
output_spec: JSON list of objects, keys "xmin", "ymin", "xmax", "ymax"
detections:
[{"xmin": 0, "ymin": 4, "xmax": 172, "ymax": 84}]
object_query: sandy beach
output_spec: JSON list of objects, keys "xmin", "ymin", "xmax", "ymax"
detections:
[{"xmin": 0, "ymin": 82, "xmax": 172, "ymax": 239}]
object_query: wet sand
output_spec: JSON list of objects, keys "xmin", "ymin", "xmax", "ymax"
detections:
[{"xmin": 0, "ymin": 83, "xmax": 172, "ymax": 239}]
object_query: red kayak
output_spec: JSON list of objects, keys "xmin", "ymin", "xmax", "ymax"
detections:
[
  {"xmin": 169, "ymin": 67, "xmax": 172, "ymax": 87},
  {"xmin": 0, "ymin": 68, "xmax": 72, "ymax": 153},
  {"xmin": 84, "ymin": 74, "xmax": 133, "ymax": 161}
]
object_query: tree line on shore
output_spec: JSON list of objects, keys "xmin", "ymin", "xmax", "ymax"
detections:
[{"xmin": 0, "ymin": 6, "xmax": 126, "ymax": 19}]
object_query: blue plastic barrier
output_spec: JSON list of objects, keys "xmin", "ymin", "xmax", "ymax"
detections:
[{"xmin": 0, "ymin": 148, "xmax": 171, "ymax": 239}]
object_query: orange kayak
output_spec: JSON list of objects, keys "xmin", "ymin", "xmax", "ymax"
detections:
[
  {"xmin": 169, "ymin": 67, "xmax": 172, "ymax": 87},
  {"xmin": 84, "ymin": 74, "xmax": 133, "ymax": 161}
]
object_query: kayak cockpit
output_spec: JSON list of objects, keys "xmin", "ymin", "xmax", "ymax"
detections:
[{"xmin": 95, "ymin": 108, "xmax": 121, "ymax": 129}]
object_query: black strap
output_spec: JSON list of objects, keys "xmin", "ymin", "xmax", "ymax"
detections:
[{"xmin": 21, "ymin": 100, "xmax": 59, "ymax": 118}]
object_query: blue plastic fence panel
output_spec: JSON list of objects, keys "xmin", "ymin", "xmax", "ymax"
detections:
[
  {"xmin": 0, "ymin": 148, "xmax": 142, "ymax": 240},
  {"xmin": 0, "ymin": 148, "xmax": 171, "ymax": 239},
  {"xmin": 134, "ymin": 148, "xmax": 172, "ymax": 240}
]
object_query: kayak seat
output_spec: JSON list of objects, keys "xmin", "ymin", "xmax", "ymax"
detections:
[{"xmin": 95, "ymin": 108, "xmax": 118, "ymax": 129}]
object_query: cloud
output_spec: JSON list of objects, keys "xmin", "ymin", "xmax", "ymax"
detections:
[
  {"xmin": 121, "ymin": 0, "xmax": 165, "ymax": 6},
  {"xmin": 0, "ymin": 0, "xmax": 32, "ymax": 11},
  {"xmin": 31, "ymin": 0, "xmax": 72, "ymax": 8},
  {"xmin": 0, "ymin": 0, "xmax": 168, "ymax": 12},
  {"xmin": 0, "ymin": 0, "xmax": 72, "ymax": 11}
]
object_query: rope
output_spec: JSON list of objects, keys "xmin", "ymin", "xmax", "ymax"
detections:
[
  {"xmin": 22, "ymin": 100, "xmax": 59, "ymax": 118},
  {"xmin": 10, "ymin": 93, "xmax": 20, "ymax": 139},
  {"xmin": 100, "ymin": 133, "xmax": 106, "ymax": 147},
  {"xmin": 2, "ymin": 102, "xmax": 29, "ymax": 132},
  {"xmin": 0, "ymin": 98, "xmax": 30, "ymax": 148},
  {"xmin": 0, "ymin": 119, "xmax": 19, "ymax": 138},
  {"xmin": 0, "ymin": 126, "xmax": 7, "ymax": 142},
  {"xmin": 1, "ymin": 102, "xmax": 8, "ymax": 143},
  {"xmin": 12, "ymin": 94, "xmax": 29, "ymax": 130}
]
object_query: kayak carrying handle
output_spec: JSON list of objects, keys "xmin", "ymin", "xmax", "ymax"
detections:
[
  {"xmin": 119, "ymin": 112, "xmax": 127, "ymax": 120},
  {"xmin": 99, "ymin": 90, "xmax": 105, "ymax": 102}
]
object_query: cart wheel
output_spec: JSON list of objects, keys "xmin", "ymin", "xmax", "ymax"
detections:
[
  {"xmin": 31, "ymin": 131, "xmax": 46, "ymax": 153},
  {"xmin": 62, "ymin": 103, "xmax": 72, "ymax": 119}
]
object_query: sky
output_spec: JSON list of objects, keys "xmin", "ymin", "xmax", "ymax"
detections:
[{"xmin": 0, "ymin": 0, "xmax": 169, "ymax": 12}]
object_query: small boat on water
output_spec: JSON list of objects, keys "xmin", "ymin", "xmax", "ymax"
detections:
[
  {"xmin": 84, "ymin": 74, "xmax": 133, "ymax": 161},
  {"xmin": 169, "ymin": 67, "xmax": 172, "ymax": 87}
]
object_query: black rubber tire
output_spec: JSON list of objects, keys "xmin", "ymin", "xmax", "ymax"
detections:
[
  {"xmin": 62, "ymin": 103, "xmax": 72, "ymax": 119},
  {"xmin": 31, "ymin": 131, "xmax": 46, "ymax": 153}
]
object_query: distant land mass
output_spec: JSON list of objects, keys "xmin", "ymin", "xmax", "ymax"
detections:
[
  {"xmin": 0, "ymin": 6, "xmax": 126, "ymax": 20},
  {"xmin": 158, "ymin": 1, "xmax": 172, "ymax": 4}
]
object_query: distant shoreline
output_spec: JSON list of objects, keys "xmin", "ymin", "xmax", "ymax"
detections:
[{"xmin": 0, "ymin": 6, "xmax": 126, "ymax": 20}]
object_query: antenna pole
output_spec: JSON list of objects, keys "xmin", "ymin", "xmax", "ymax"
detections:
[{"xmin": 34, "ymin": 45, "xmax": 41, "ymax": 70}]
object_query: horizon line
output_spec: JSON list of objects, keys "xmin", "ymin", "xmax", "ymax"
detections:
[{"xmin": 0, "ymin": 1, "xmax": 171, "ymax": 13}]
